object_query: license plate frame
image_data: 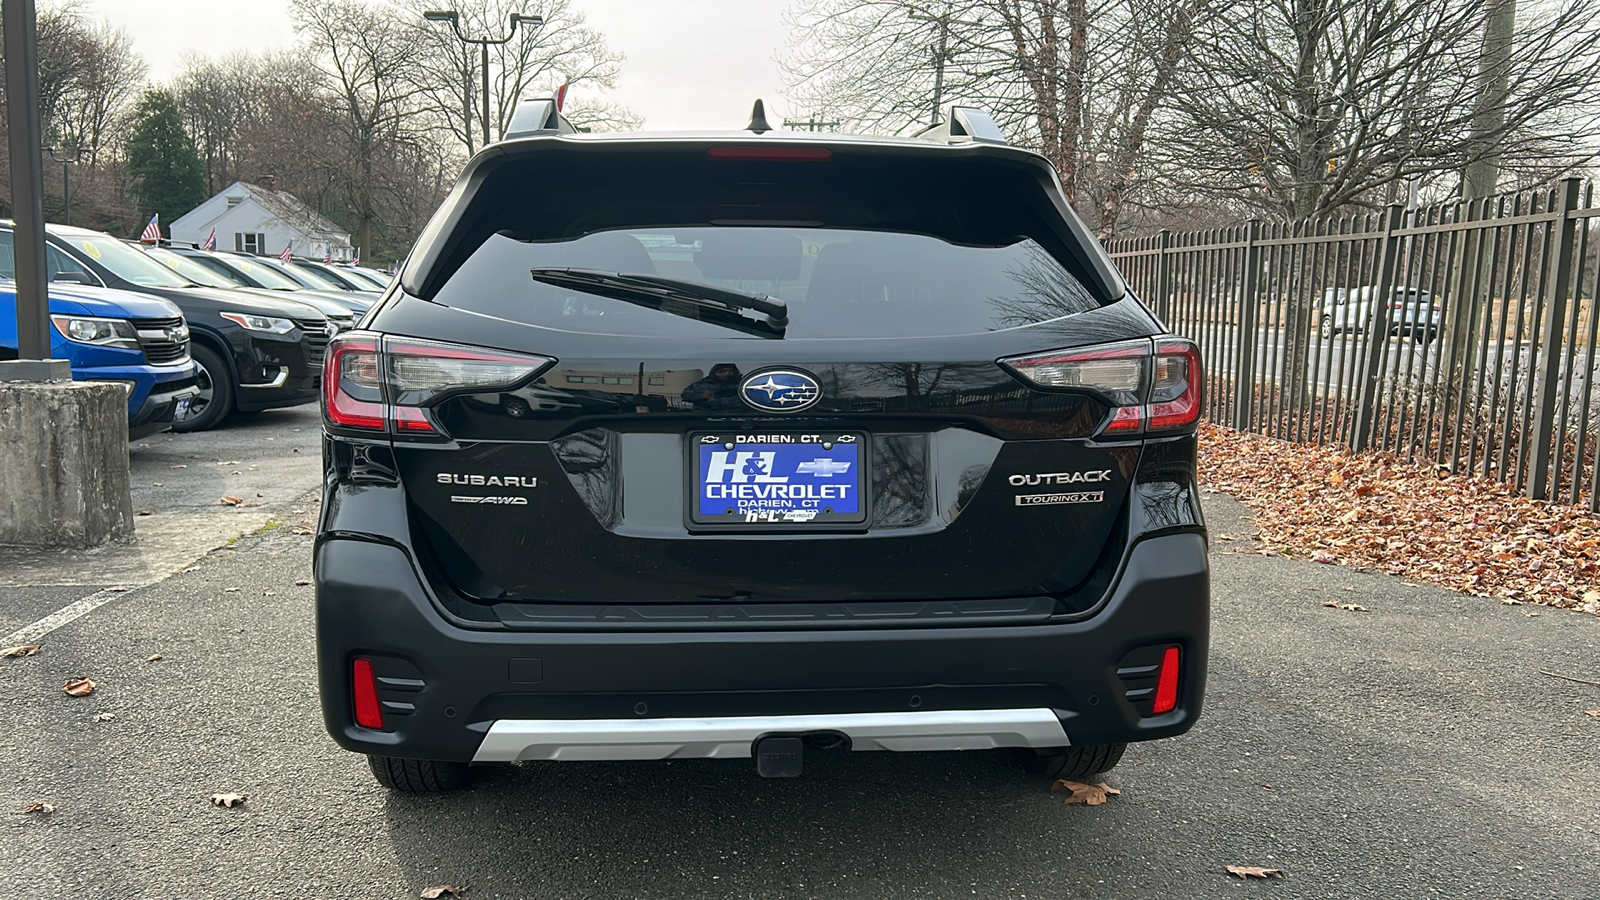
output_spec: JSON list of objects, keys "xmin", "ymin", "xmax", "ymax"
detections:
[{"xmin": 687, "ymin": 432, "xmax": 870, "ymax": 530}]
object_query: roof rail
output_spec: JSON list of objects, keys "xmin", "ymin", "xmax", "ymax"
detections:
[
  {"xmin": 503, "ymin": 98, "xmax": 578, "ymax": 141},
  {"xmin": 912, "ymin": 106, "xmax": 1008, "ymax": 146}
]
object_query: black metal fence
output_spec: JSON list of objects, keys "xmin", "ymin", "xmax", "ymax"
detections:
[{"xmin": 1105, "ymin": 177, "xmax": 1600, "ymax": 510}]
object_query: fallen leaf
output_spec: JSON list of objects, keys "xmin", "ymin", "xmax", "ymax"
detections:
[
  {"xmin": 168, "ymin": 464, "xmax": 187, "ymax": 469},
  {"xmin": 1225, "ymin": 865, "xmax": 1286, "ymax": 880},
  {"xmin": 1052, "ymin": 779, "xmax": 1121, "ymax": 806},
  {"xmin": 420, "ymin": 887, "xmax": 465, "ymax": 899},
  {"xmin": 1311, "ymin": 550, "xmax": 1337, "ymax": 564},
  {"xmin": 209, "ymin": 793, "xmax": 248, "ymax": 808},
  {"xmin": 1499, "ymin": 597, "xmax": 1524, "ymax": 606},
  {"xmin": 291, "ymin": 527, "xmax": 313, "ymax": 535},
  {"xmin": 1321, "ymin": 601, "xmax": 1368, "ymax": 611},
  {"xmin": 1, "ymin": 644, "xmax": 42, "ymax": 658},
  {"xmin": 134, "ymin": 509, "xmax": 153, "ymax": 516},
  {"xmin": 146, "ymin": 654, "xmax": 162, "ymax": 662},
  {"xmin": 294, "ymin": 579, "xmax": 311, "ymax": 586},
  {"xmin": 219, "ymin": 496, "xmax": 243, "ymax": 506},
  {"xmin": 93, "ymin": 712, "xmax": 115, "ymax": 722},
  {"xmin": 24, "ymin": 802, "xmax": 55, "ymax": 815},
  {"xmin": 1586, "ymin": 710, "xmax": 1600, "ymax": 717},
  {"xmin": 256, "ymin": 492, "xmax": 263, "ymax": 498},
  {"xmin": 223, "ymin": 587, "xmax": 240, "ymax": 593},
  {"xmin": 62, "ymin": 676, "xmax": 96, "ymax": 697}
]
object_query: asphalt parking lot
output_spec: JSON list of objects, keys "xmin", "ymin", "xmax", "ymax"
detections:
[{"xmin": 2, "ymin": 416, "xmax": 1599, "ymax": 899}]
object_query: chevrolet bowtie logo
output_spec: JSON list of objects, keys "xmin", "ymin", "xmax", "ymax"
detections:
[{"xmin": 796, "ymin": 458, "xmax": 851, "ymax": 477}]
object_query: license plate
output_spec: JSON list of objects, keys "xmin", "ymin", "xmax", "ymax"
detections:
[
  {"xmin": 690, "ymin": 433, "xmax": 867, "ymax": 527},
  {"xmin": 172, "ymin": 397, "xmax": 191, "ymax": 421}
]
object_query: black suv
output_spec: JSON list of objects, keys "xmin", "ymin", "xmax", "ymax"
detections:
[{"xmin": 316, "ymin": 103, "xmax": 1209, "ymax": 792}]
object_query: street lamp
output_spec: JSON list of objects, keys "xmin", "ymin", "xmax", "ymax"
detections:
[
  {"xmin": 424, "ymin": 9, "xmax": 544, "ymax": 148},
  {"xmin": 41, "ymin": 144, "xmax": 85, "ymax": 226}
]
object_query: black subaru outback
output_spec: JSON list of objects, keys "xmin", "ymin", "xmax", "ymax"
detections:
[{"xmin": 316, "ymin": 101, "xmax": 1208, "ymax": 791}]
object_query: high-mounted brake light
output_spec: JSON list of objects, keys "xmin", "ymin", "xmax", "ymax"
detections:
[
  {"xmin": 1151, "ymin": 646, "xmax": 1181, "ymax": 715},
  {"xmin": 999, "ymin": 337, "xmax": 1202, "ymax": 437},
  {"xmin": 352, "ymin": 657, "xmax": 385, "ymax": 730},
  {"xmin": 321, "ymin": 331, "xmax": 553, "ymax": 437},
  {"xmin": 706, "ymin": 145, "xmax": 833, "ymax": 161}
]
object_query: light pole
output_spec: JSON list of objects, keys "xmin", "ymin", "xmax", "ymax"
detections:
[
  {"xmin": 42, "ymin": 145, "xmax": 85, "ymax": 226},
  {"xmin": 424, "ymin": 10, "xmax": 544, "ymax": 148}
]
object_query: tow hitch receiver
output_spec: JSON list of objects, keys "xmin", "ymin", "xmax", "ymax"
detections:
[{"xmin": 753, "ymin": 735, "xmax": 804, "ymax": 778}]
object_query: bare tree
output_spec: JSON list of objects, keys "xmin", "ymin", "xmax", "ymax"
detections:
[
  {"xmin": 291, "ymin": 0, "xmax": 434, "ymax": 259},
  {"xmin": 1159, "ymin": 0, "xmax": 1600, "ymax": 221},
  {"xmin": 783, "ymin": 0, "xmax": 1216, "ymax": 238}
]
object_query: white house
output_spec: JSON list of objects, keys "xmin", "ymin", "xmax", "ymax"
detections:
[{"xmin": 170, "ymin": 177, "xmax": 353, "ymax": 261}]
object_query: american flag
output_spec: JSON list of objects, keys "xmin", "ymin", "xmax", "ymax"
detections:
[
  {"xmin": 201, "ymin": 228, "xmax": 216, "ymax": 251},
  {"xmin": 139, "ymin": 214, "xmax": 161, "ymax": 243},
  {"xmin": 280, "ymin": 241, "xmax": 293, "ymax": 263},
  {"xmin": 323, "ymin": 250, "xmax": 332, "ymax": 264}
]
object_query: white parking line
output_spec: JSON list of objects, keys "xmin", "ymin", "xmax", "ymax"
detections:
[{"xmin": 2, "ymin": 587, "xmax": 139, "ymax": 647}]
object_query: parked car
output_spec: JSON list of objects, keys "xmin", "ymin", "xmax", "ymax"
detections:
[
  {"xmin": 315, "ymin": 102, "xmax": 1209, "ymax": 792},
  {"xmin": 1319, "ymin": 286, "xmax": 1441, "ymax": 341},
  {"xmin": 132, "ymin": 244, "xmax": 359, "ymax": 332},
  {"xmin": 0, "ymin": 223, "xmax": 333, "ymax": 432},
  {"xmin": 255, "ymin": 255, "xmax": 380, "ymax": 299},
  {"xmin": 163, "ymin": 247, "xmax": 373, "ymax": 318},
  {"xmin": 0, "ymin": 275, "xmax": 199, "ymax": 439},
  {"xmin": 291, "ymin": 257, "xmax": 383, "ymax": 294},
  {"xmin": 338, "ymin": 265, "xmax": 394, "ymax": 291}
]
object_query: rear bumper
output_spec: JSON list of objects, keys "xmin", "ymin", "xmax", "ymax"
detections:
[
  {"xmin": 315, "ymin": 532, "xmax": 1209, "ymax": 763},
  {"xmin": 474, "ymin": 708, "xmax": 1068, "ymax": 762}
]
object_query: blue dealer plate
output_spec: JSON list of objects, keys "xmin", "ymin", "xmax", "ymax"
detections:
[{"xmin": 692, "ymin": 433, "xmax": 866, "ymax": 526}]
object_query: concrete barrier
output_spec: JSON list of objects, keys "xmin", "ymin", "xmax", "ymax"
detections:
[{"xmin": 0, "ymin": 378, "xmax": 134, "ymax": 548}]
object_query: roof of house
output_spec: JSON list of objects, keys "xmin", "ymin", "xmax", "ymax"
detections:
[{"xmin": 230, "ymin": 182, "xmax": 349, "ymax": 241}]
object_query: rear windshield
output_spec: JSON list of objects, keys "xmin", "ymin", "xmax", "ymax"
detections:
[{"xmin": 434, "ymin": 226, "xmax": 1099, "ymax": 339}]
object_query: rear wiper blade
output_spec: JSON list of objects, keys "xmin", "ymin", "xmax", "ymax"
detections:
[{"xmin": 529, "ymin": 267, "xmax": 788, "ymax": 338}]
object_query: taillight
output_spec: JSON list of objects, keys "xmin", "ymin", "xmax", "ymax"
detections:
[
  {"xmin": 352, "ymin": 657, "xmax": 384, "ymax": 730},
  {"xmin": 999, "ymin": 337, "xmax": 1201, "ymax": 436},
  {"xmin": 1148, "ymin": 338, "xmax": 1201, "ymax": 433},
  {"xmin": 1151, "ymin": 646, "xmax": 1181, "ymax": 715},
  {"xmin": 321, "ymin": 331, "xmax": 553, "ymax": 437},
  {"xmin": 323, "ymin": 335, "xmax": 384, "ymax": 431}
]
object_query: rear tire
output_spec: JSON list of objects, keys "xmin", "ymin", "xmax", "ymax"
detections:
[
  {"xmin": 1319, "ymin": 315, "xmax": 1334, "ymax": 339},
  {"xmin": 366, "ymin": 755, "xmax": 473, "ymax": 792},
  {"xmin": 171, "ymin": 344, "xmax": 234, "ymax": 432},
  {"xmin": 1014, "ymin": 743, "xmax": 1126, "ymax": 779}
]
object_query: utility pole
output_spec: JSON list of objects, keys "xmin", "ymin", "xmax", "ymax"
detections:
[
  {"xmin": 4, "ymin": 0, "xmax": 53, "ymax": 368},
  {"xmin": 424, "ymin": 10, "xmax": 545, "ymax": 148},
  {"xmin": 910, "ymin": 6, "xmax": 981, "ymax": 126},
  {"xmin": 43, "ymin": 146, "xmax": 85, "ymax": 226},
  {"xmin": 782, "ymin": 116, "xmax": 841, "ymax": 132}
]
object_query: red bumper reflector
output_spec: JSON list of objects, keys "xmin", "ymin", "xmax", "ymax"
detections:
[
  {"xmin": 352, "ymin": 657, "xmax": 385, "ymax": 730},
  {"xmin": 1152, "ymin": 646, "xmax": 1180, "ymax": 715}
]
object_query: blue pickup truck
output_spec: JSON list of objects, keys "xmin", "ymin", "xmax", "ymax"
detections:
[{"xmin": 1, "ymin": 282, "xmax": 200, "ymax": 439}]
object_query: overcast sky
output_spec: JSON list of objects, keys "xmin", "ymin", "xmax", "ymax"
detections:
[{"xmin": 79, "ymin": 0, "xmax": 798, "ymax": 131}]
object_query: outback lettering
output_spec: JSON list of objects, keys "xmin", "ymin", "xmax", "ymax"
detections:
[{"xmin": 1008, "ymin": 470, "xmax": 1112, "ymax": 486}]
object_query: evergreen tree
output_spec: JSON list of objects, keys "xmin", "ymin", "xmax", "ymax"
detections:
[{"xmin": 124, "ymin": 89, "xmax": 207, "ymax": 228}]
